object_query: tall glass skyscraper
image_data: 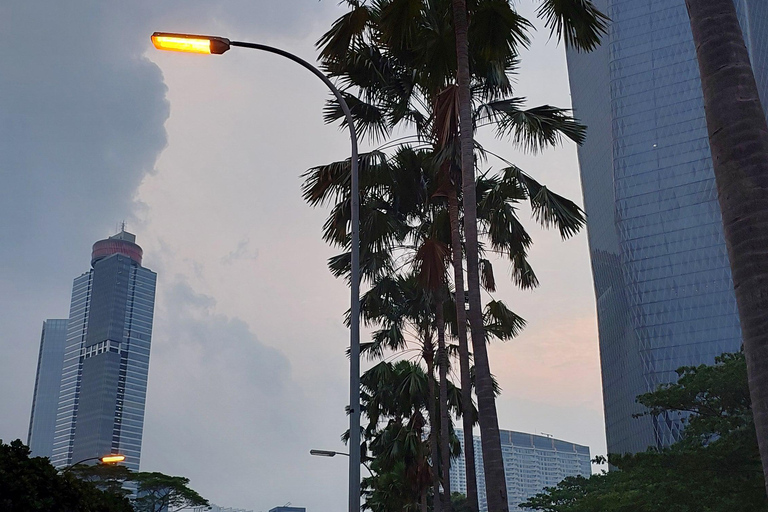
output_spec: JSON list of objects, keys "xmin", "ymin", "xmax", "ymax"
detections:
[
  {"xmin": 566, "ymin": 0, "xmax": 768, "ymax": 454},
  {"xmin": 28, "ymin": 229, "xmax": 157, "ymax": 472},
  {"xmin": 450, "ymin": 429, "xmax": 591, "ymax": 512},
  {"xmin": 28, "ymin": 319, "xmax": 69, "ymax": 458}
]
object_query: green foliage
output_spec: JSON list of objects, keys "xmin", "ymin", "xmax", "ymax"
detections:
[
  {"xmin": 0, "ymin": 439, "xmax": 133, "ymax": 512},
  {"xmin": 131, "ymin": 472, "xmax": 209, "ymax": 512},
  {"xmin": 360, "ymin": 360, "xmax": 466, "ymax": 511},
  {"xmin": 0, "ymin": 440, "xmax": 208, "ymax": 512},
  {"xmin": 311, "ymin": 2, "xmax": 604, "ymax": 510},
  {"xmin": 71, "ymin": 464, "xmax": 209, "ymax": 512},
  {"xmin": 521, "ymin": 353, "xmax": 767, "ymax": 511}
]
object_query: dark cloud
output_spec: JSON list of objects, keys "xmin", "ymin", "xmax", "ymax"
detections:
[
  {"xmin": 0, "ymin": 1, "xmax": 170, "ymax": 440},
  {"xmin": 0, "ymin": 0, "xmax": 341, "ymax": 465},
  {"xmin": 141, "ymin": 279, "xmax": 316, "ymax": 506}
]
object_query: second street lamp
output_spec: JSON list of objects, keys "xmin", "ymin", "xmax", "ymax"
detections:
[
  {"xmin": 151, "ymin": 31, "xmax": 362, "ymax": 512},
  {"xmin": 61, "ymin": 453, "xmax": 126, "ymax": 473},
  {"xmin": 310, "ymin": 449, "xmax": 372, "ymax": 474}
]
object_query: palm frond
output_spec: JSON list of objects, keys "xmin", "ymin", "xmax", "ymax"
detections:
[
  {"xmin": 536, "ymin": 0, "xmax": 609, "ymax": 52},
  {"xmin": 469, "ymin": 0, "xmax": 532, "ymax": 97},
  {"xmin": 483, "ymin": 299, "xmax": 526, "ymax": 341},
  {"xmin": 477, "ymin": 175, "xmax": 532, "ymax": 258},
  {"xmin": 479, "ymin": 258, "xmax": 496, "ymax": 292},
  {"xmin": 509, "ymin": 252, "xmax": 539, "ymax": 290},
  {"xmin": 530, "ymin": 185, "xmax": 585, "ymax": 239},
  {"xmin": 301, "ymin": 151, "xmax": 388, "ymax": 207},
  {"xmin": 501, "ymin": 165, "xmax": 586, "ymax": 239},
  {"xmin": 378, "ymin": 0, "xmax": 424, "ymax": 53},
  {"xmin": 476, "ymin": 99, "xmax": 586, "ymax": 152},
  {"xmin": 317, "ymin": 4, "xmax": 372, "ymax": 62},
  {"xmin": 324, "ymin": 93, "xmax": 391, "ymax": 142}
]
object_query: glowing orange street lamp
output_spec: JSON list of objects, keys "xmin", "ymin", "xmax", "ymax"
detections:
[
  {"xmin": 99, "ymin": 454, "xmax": 126, "ymax": 464},
  {"xmin": 151, "ymin": 33, "xmax": 230, "ymax": 55},
  {"xmin": 61, "ymin": 453, "xmax": 126, "ymax": 473},
  {"xmin": 151, "ymin": 30, "xmax": 362, "ymax": 512}
]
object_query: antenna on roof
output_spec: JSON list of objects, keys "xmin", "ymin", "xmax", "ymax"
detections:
[{"xmin": 120, "ymin": 220, "xmax": 127, "ymax": 232}]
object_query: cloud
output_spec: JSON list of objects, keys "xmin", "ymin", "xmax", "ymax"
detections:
[
  {"xmin": 1, "ymin": 0, "xmax": 606, "ymax": 507},
  {"xmin": 221, "ymin": 238, "xmax": 259, "ymax": 265},
  {"xmin": 0, "ymin": 0, "xmax": 341, "ymax": 432},
  {"xmin": 141, "ymin": 276, "xmax": 348, "ymax": 509},
  {"xmin": 0, "ymin": 0, "xmax": 170, "ymax": 442}
]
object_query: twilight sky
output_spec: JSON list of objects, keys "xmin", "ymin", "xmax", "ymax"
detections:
[{"xmin": 0, "ymin": 1, "xmax": 605, "ymax": 510}]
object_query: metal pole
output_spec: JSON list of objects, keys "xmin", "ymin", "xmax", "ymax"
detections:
[{"xmin": 230, "ymin": 41, "xmax": 361, "ymax": 512}]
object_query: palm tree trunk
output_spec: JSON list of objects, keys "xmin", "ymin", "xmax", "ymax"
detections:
[
  {"xmin": 437, "ymin": 298, "xmax": 452, "ymax": 512},
  {"xmin": 452, "ymin": 1, "xmax": 509, "ymax": 511},
  {"xmin": 686, "ymin": 0, "xmax": 768, "ymax": 496},
  {"xmin": 448, "ymin": 185, "xmax": 479, "ymax": 511},
  {"xmin": 425, "ymin": 333, "xmax": 442, "ymax": 512}
]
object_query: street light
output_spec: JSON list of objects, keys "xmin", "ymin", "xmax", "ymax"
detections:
[
  {"xmin": 61, "ymin": 454, "xmax": 126, "ymax": 473},
  {"xmin": 151, "ymin": 31, "xmax": 362, "ymax": 512},
  {"xmin": 310, "ymin": 449, "xmax": 372, "ymax": 474}
]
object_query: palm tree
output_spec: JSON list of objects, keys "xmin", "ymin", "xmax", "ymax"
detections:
[
  {"xmin": 311, "ymin": 4, "xmax": 601, "ymax": 509},
  {"xmin": 305, "ymin": 144, "xmax": 572, "ymax": 512},
  {"xmin": 316, "ymin": 5, "xmax": 586, "ymax": 509},
  {"xmin": 361, "ymin": 360, "xmax": 434, "ymax": 512},
  {"xmin": 450, "ymin": 1, "xmax": 606, "ymax": 509},
  {"xmin": 685, "ymin": 0, "xmax": 768, "ymax": 494}
]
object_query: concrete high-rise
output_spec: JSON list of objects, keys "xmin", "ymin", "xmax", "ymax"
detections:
[
  {"xmin": 450, "ymin": 429, "xmax": 591, "ymax": 512},
  {"xmin": 566, "ymin": 0, "xmax": 768, "ymax": 455},
  {"xmin": 29, "ymin": 229, "xmax": 158, "ymax": 472}
]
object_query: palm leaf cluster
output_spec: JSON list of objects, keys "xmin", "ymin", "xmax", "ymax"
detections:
[{"xmin": 303, "ymin": 1, "xmax": 606, "ymax": 511}]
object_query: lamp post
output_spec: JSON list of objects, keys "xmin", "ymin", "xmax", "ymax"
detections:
[
  {"xmin": 310, "ymin": 449, "xmax": 372, "ymax": 474},
  {"xmin": 61, "ymin": 454, "xmax": 126, "ymax": 473},
  {"xmin": 151, "ymin": 32, "xmax": 362, "ymax": 512}
]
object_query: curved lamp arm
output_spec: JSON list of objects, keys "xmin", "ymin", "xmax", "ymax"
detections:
[
  {"xmin": 61, "ymin": 454, "xmax": 125, "ymax": 473},
  {"xmin": 151, "ymin": 32, "xmax": 362, "ymax": 512}
]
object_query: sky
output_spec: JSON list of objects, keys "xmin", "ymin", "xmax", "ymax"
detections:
[{"xmin": 0, "ymin": 1, "xmax": 604, "ymax": 510}]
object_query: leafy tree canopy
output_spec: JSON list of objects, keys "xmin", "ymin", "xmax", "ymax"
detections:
[
  {"xmin": 0, "ymin": 439, "xmax": 208, "ymax": 512},
  {"xmin": 521, "ymin": 353, "xmax": 767, "ymax": 512},
  {"xmin": 69, "ymin": 465, "xmax": 209, "ymax": 512},
  {"xmin": 0, "ymin": 439, "xmax": 133, "ymax": 512},
  {"xmin": 131, "ymin": 471, "xmax": 209, "ymax": 512}
]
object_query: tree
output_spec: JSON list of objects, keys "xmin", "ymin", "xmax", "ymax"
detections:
[
  {"xmin": 131, "ymin": 472, "xmax": 209, "ymax": 512},
  {"xmin": 360, "ymin": 360, "xmax": 451, "ymax": 512},
  {"xmin": 684, "ymin": 0, "xmax": 768, "ymax": 495},
  {"xmin": 450, "ymin": 0, "xmax": 607, "ymax": 509},
  {"xmin": 0, "ymin": 439, "xmax": 133, "ymax": 512},
  {"xmin": 65, "ymin": 459, "xmax": 209, "ymax": 512},
  {"xmin": 521, "ymin": 352, "xmax": 767, "ymax": 511},
  {"xmin": 312, "ymin": 4, "xmax": 594, "ymax": 508}
]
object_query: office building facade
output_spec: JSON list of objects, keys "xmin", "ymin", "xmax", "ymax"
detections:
[
  {"xmin": 450, "ymin": 429, "xmax": 591, "ymax": 512},
  {"xmin": 28, "ymin": 319, "xmax": 69, "ymax": 458},
  {"xmin": 32, "ymin": 229, "xmax": 158, "ymax": 472},
  {"xmin": 565, "ymin": 0, "xmax": 768, "ymax": 454}
]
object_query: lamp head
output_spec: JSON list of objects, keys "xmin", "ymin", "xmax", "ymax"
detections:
[
  {"xmin": 310, "ymin": 449, "xmax": 337, "ymax": 458},
  {"xmin": 100, "ymin": 454, "xmax": 126, "ymax": 464},
  {"xmin": 151, "ymin": 32, "xmax": 230, "ymax": 55}
]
